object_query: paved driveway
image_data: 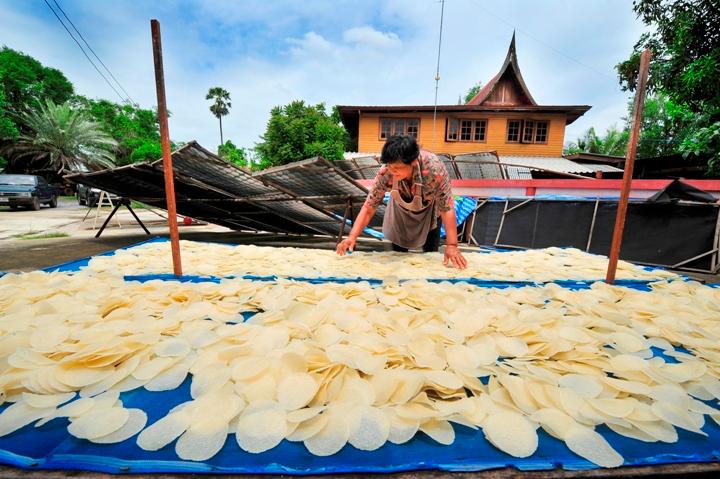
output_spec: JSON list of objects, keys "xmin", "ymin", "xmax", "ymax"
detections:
[{"xmin": 0, "ymin": 198, "xmax": 88, "ymax": 239}]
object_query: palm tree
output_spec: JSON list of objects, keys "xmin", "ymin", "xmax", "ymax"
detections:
[
  {"xmin": 206, "ymin": 87, "xmax": 231, "ymax": 146},
  {"xmin": 5, "ymin": 100, "xmax": 116, "ymax": 174}
]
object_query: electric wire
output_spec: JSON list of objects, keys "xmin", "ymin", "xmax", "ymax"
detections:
[
  {"xmin": 43, "ymin": 0, "xmax": 128, "ymax": 103},
  {"xmin": 50, "ymin": 0, "xmax": 135, "ymax": 104}
]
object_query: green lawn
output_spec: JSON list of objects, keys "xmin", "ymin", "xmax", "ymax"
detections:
[{"xmin": 14, "ymin": 232, "xmax": 70, "ymax": 240}]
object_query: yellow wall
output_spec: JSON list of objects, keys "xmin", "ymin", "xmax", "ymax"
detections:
[{"xmin": 357, "ymin": 112, "xmax": 567, "ymax": 156}]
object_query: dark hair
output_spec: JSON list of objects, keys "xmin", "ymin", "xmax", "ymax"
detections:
[{"xmin": 380, "ymin": 135, "xmax": 419, "ymax": 165}]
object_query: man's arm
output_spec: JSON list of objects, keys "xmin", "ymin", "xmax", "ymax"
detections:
[
  {"xmin": 440, "ymin": 208, "xmax": 468, "ymax": 269},
  {"xmin": 336, "ymin": 204, "xmax": 377, "ymax": 255}
]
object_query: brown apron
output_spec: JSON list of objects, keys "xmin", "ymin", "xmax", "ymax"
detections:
[{"xmin": 382, "ymin": 165, "xmax": 436, "ymax": 249}]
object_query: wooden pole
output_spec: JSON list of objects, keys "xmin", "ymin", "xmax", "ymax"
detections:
[
  {"xmin": 606, "ymin": 48, "xmax": 651, "ymax": 283},
  {"xmin": 151, "ymin": 19, "xmax": 182, "ymax": 276}
]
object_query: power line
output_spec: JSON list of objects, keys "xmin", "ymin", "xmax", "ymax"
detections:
[
  {"xmin": 43, "ymin": 0, "xmax": 128, "ymax": 103},
  {"xmin": 465, "ymin": 0, "xmax": 615, "ymax": 81},
  {"xmin": 50, "ymin": 0, "xmax": 135, "ymax": 104}
]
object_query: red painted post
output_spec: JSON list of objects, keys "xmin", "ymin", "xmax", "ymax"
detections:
[
  {"xmin": 606, "ymin": 49, "xmax": 651, "ymax": 284},
  {"xmin": 151, "ymin": 19, "xmax": 182, "ymax": 276}
]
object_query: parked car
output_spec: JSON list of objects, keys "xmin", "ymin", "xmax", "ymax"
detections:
[
  {"xmin": 0, "ymin": 174, "xmax": 58, "ymax": 210},
  {"xmin": 76, "ymin": 183, "xmax": 118, "ymax": 207}
]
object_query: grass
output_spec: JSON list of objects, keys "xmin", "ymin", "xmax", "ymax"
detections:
[
  {"xmin": 130, "ymin": 200, "xmax": 150, "ymax": 209},
  {"xmin": 59, "ymin": 195, "xmax": 76, "ymax": 200},
  {"xmin": 14, "ymin": 232, "xmax": 70, "ymax": 240}
]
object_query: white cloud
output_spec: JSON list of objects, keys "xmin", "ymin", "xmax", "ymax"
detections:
[
  {"xmin": 0, "ymin": 0, "xmax": 649, "ymax": 154},
  {"xmin": 343, "ymin": 26, "xmax": 401, "ymax": 49},
  {"xmin": 286, "ymin": 31, "xmax": 337, "ymax": 58}
]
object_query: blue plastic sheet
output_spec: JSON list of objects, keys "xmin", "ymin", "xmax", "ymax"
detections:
[
  {"xmin": 2, "ymin": 240, "xmax": 718, "ymax": 474},
  {"xmin": 344, "ymin": 193, "xmax": 476, "ymax": 241},
  {"xmin": 0, "ymin": 325, "xmax": 718, "ymax": 475}
]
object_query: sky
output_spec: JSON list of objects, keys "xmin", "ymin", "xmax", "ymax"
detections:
[{"xmin": 1, "ymin": 0, "xmax": 648, "ymax": 153}]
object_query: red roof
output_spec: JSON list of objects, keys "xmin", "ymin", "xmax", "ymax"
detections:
[{"xmin": 466, "ymin": 32, "xmax": 537, "ymax": 106}]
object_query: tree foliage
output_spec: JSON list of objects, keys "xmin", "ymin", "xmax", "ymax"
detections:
[
  {"xmin": 627, "ymin": 93, "xmax": 695, "ymax": 158},
  {"xmin": 464, "ymin": 82, "xmax": 483, "ymax": 103},
  {"xmin": 206, "ymin": 87, "xmax": 231, "ymax": 146},
  {"xmin": 616, "ymin": 0, "xmax": 720, "ymax": 175},
  {"xmin": 255, "ymin": 101, "xmax": 349, "ymax": 169},
  {"xmin": 72, "ymin": 96, "xmax": 161, "ymax": 165},
  {"xmin": 0, "ymin": 47, "xmax": 74, "ymax": 131},
  {"xmin": 4, "ymin": 100, "xmax": 116, "ymax": 174},
  {"xmin": 218, "ymin": 140, "xmax": 250, "ymax": 168},
  {"xmin": 565, "ymin": 126, "xmax": 629, "ymax": 156},
  {"xmin": 0, "ymin": 89, "xmax": 18, "ymax": 140}
]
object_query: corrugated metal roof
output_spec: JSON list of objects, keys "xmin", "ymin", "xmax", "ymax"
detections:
[
  {"xmin": 505, "ymin": 166, "xmax": 533, "ymax": 179},
  {"xmin": 343, "ymin": 152, "xmax": 378, "ymax": 160},
  {"xmin": 581, "ymin": 163, "xmax": 624, "ymax": 173},
  {"xmin": 499, "ymin": 156, "xmax": 596, "ymax": 174}
]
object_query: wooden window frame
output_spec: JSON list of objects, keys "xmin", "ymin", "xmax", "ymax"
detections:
[
  {"xmin": 473, "ymin": 119, "xmax": 487, "ymax": 142},
  {"xmin": 446, "ymin": 118, "xmax": 487, "ymax": 143},
  {"xmin": 378, "ymin": 117, "xmax": 420, "ymax": 141},
  {"xmin": 533, "ymin": 120, "xmax": 549, "ymax": 144},
  {"xmin": 506, "ymin": 119, "xmax": 550, "ymax": 144},
  {"xmin": 506, "ymin": 119, "xmax": 522, "ymax": 143}
]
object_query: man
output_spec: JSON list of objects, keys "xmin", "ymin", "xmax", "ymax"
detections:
[{"xmin": 336, "ymin": 135, "xmax": 468, "ymax": 269}]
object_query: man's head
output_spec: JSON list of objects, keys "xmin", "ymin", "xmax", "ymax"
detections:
[{"xmin": 380, "ymin": 135, "xmax": 419, "ymax": 180}]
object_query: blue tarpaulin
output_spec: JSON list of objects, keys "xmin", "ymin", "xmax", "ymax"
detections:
[{"xmin": 0, "ymin": 239, "xmax": 718, "ymax": 474}]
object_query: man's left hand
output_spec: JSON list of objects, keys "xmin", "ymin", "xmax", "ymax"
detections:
[{"xmin": 443, "ymin": 245, "xmax": 468, "ymax": 269}]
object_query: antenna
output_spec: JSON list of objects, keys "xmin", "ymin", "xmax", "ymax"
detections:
[{"xmin": 431, "ymin": 0, "xmax": 445, "ymax": 151}]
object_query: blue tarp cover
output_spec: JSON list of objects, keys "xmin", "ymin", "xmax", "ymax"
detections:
[{"xmin": 0, "ymin": 238, "xmax": 717, "ymax": 474}]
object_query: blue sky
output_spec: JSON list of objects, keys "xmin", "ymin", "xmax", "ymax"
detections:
[{"xmin": 2, "ymin": 0, "xmax": 647, "ymax": 153}]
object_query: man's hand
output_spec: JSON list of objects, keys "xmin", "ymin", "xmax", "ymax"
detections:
[
  {"xmin": 443, "ymin": 245, "xmax": 468, "ymax": 269},
  {"xmin": 336, "ymin": 237, "xmax": 357, "ymax": 256}
]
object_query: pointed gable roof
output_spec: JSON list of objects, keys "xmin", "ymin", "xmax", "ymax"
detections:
[{"xmin": 466, "ymin": 32, "xmax": 537, "ymax": 107}]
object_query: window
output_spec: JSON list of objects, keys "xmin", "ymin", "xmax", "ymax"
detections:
[
  {"xmin": 460, "ymin": 120, "xmax": 473, "ymax": 141},
  {"xmin": 534, "ymin": 121, "xmax": 548, "ymax": 143},
  {"xmin": 446, "ymin": 119, "xmax": 459, "ymax": 141},
  {"xmin": 379, "ymin": 118, "xmax": 420, "ymax": 140},
  {"xmin": 507, "ymin": 119, "xmax": 549, "ymax": 143},
  {"xmin": 507, "ymin": 120, "xmax": 521, "ymax": 142},
  {"xmin": 522, "ymin": 120, "xmax": 534, "ymax": 143},
  {"xmin": 473, "ymin": 120, "xmax": 486, "ymax": 141},
  {"xmin": 446, "ymin": 118, "xmax": 487, "ymax": 142}
]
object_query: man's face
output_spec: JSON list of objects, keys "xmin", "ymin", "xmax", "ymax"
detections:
[{"xmin": 386, "ymin": 160, "xmax": 416, "ymax": 181}]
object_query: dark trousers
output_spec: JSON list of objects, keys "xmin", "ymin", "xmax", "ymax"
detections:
[{"xmin": 391, "ymin": 223, "xmax": 441, "ymax": 253}]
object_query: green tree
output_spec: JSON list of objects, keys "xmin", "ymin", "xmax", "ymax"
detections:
[
  {"xmin": 0, "ymin": 47, "xmax": 73, "ymax": 122},
  {"xmin": 206, "ymin": 87, "xmax": 231, "ymax": 146},
  {"xmin": 565, "ymin": 126, "xmax": 629, "ymax": 156},
  {"xmin": 464, "ymin": 82, "xmax": 483, "ymax": 103},
  {"xmin": 616, "ymin": 0, "xmax": 720, "ymax": 175},
  {"xmin": 218, "ymin": 140, "xmax": 250, "ymax": 168},
  {"xmin": 73, "ymin": 96, "xmax": 161, "ymax": 165},
  {"xmin": 256, "ymin": 100, "xmax": 349, "ymax": 168},
  {"xmin": 3, "ymin": 100, "xmax": 116, "ymax": 174},
  {"xmin": 0, "ymin": 89, "xmax": 18, "ymax": 140},
  {"xmin": 626, "ymin": 93, "xmax": 694, "ymax": 158}
]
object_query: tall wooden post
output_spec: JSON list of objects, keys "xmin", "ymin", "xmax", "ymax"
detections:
[
  {"xmin": 151, "ymin": 19, "xmax": 182, "ymax": 276},
  {"xmin": 606, "ymin": 49, "xmax": 651, "ymax": 283}
]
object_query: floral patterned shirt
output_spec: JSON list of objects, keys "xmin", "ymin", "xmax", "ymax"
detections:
[{"xmin": 363, "ymin": 150, "xmax": 454, "ymax": 218}]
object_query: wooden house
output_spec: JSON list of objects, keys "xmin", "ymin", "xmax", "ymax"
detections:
[{"xmin": 337, "ymin": 34, "xmax": 591, "ymax": 161}]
